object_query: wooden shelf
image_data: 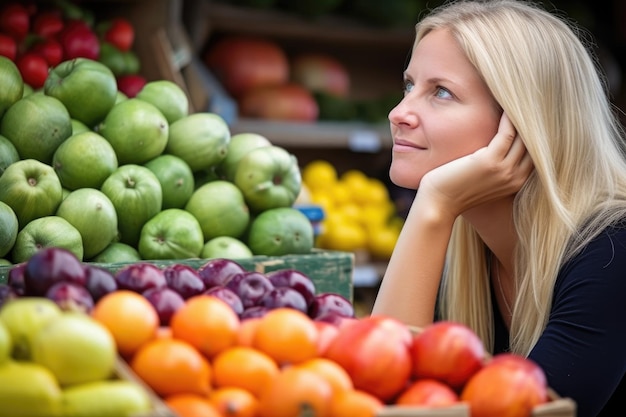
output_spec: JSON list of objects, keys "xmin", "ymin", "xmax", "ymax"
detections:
[
  {"xmin": 229, "ymin": 118, "xmax": 392, "ymax": 151},
  {"xmin": 198, "ymin": 1, "xmax": 414, "ymax": 47}
]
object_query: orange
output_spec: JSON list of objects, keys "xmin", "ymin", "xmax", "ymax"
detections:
[
  {"xmin": 91, "ymin": 290, "xmax": 159, "ymax": 357},
  {"xmin": 314, "ymin": 320, "xmax": 340, "ymax": 356},
  {"xmin": 294, "ymin": 357, "xmax": 353, "ymax": 394},
  {"xmin": 237, "ymin": 317, "xmax": 261, "ymax": 347},
  {"xmin": 170, "ymin": 294, "xmax": 241, "ymax": 358},
  {"xmin": 164, "ymin": 393, "xmax": 221, "ymax": 417},
  {"xmin": 209, "ymin": 386, "xmax": 259, "ymax": 417},
  {"xmin": 258, "ymin": 366, "xmax": 333, "ymax": 417},
  {"xmin": 329, "ymin": 388, "xmax": 385, "ymax": 417},
  {"xmin": 252, "ymin": 308, "xmax": 319, "ymax": 366},
  {"xmin": 130, "ymin": 338, "xmax": 212, "ymax": 397},
  {"xmin": 212, "ymin": 346, "xmax": 280, "ymax": 398}
]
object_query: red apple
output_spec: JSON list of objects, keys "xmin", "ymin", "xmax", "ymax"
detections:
[
  {"xmin": 291, "ymin": 53, "xmax": 350, "ymax": 98},
  {"xmin": 410, "ymin": 321, "xmax": 486, "ymax": 391},
  {"xmin": 0, "ymin": 3, "xmax": 30, "ymax": 41},
  {"xmin": 396, "ymin": 379, "xmax": 460, "ymax": 407},
  {"xmin": 204, "ymin": 36, "xmax": 289, "ymax": 98},
  {"xmin": 32, "ymin": 10, "xmax": 64, "ymax": 39},
  {"xmin": 30, "ymin": 38, "xmax": 63, "ymax": 67},
  {"xmin": 58, "ymin": 20, "xmax": 100, "ymax": 60},
  {"xmin": 239, "ymin": 83, "xmax": 319, "ymax": 122},
  {"xmin": 460, "ymin": 353, "xmax": 549, "ymax": 417},
  {"xmin": 0, "ymin": 33, "xmax": 17, "ymax": 61}
]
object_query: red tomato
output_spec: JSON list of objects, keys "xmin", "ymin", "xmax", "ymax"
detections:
[
  {"xmin": 395, "ymin": 379, "xmax": 459, "ymax": 407},
  {"xmin": 58, "ymin": 19, "xmax": 100, "ymax": 60},
  {"xmin": 0, "ymin": 3, "xmax": 30, "ymax": 41},
  {"xmin": 117, "ymin": 74, "xmax": 147, "ymax": 98},
  {"xmin": 32, "ymin": 10, "xmax": 64, "ymax": 39},
  {"xmin": 0, "ymin": 33, "xmax": 17, "ymax": 61},
  {"xmin": 239, "ymin": 83, "xmax": 319, "ymax": 122},
  {"xmin": 323, "ymin": 315, "xmax": 413, "ymax": 402},
  {"xmin": 460, "ymin": 353, "xmax": 548, "ymax": 417},
  {"xmin": 101, "ymin": 18, "xmax": 134, "ymax": 52},
  {"xmin": 17, "ymin": 52, "xmax": 49, "ymax": 89},
  {"xmin": 204, "ymin": 36, "xmax": 289, "ymax": 98},
  {"xmin": 411, "ymin": 321, "xmax": 486, "ymax": 391},
  {"xmin": 30, "ymin": 38, "xmax": 63, "ymax": 67}
]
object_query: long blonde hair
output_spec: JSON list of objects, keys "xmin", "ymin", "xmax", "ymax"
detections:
[{"xmin": 420, "ymin": 0, "xmax": 626, "ymax": 355}]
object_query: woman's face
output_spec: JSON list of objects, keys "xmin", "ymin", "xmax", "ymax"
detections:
[{"xmin": 388, "ymin": 28, "xmax": 501, "ymax": 189}]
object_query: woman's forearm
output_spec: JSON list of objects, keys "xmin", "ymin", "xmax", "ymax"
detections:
[{"xmin": 371, "ymin": 193, "xmax": 456, "ymax": 327}]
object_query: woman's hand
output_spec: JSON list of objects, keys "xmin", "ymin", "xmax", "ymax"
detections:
[{"xmin": 418, "ymin": 113, "xmax": 534, "ymax": 219}]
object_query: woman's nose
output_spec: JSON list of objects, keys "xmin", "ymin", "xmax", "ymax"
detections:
[{"xmin": 388, "ymin": 96, "xmax": 418, "ymax": 128}]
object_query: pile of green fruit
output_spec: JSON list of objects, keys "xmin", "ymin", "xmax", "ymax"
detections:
[
  {"xmin": 0, "ymin": 297, "xmax": 156, "ymax": 417},
  {"xmin": 0, "ymin": 55, "xmax": 314, "ymax": 266}
]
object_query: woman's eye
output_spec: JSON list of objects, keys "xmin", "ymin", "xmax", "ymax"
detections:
[
  {"xmin": 435, "ymin": 87, "xmax": 452, "ymax": 99},
  {"xmin": 403, "ymin": 80, "xmax": 414, "ymax": 94}
]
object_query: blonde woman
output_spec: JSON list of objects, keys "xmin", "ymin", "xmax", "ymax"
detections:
[{"xmin": 372, "ymin": 1, "xmax": 626, "ymax": 415}]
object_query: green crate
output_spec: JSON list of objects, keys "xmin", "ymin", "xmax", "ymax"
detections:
[{"xmin": 0, "ymin": 249, "xmax": 355, "ymax": 302}]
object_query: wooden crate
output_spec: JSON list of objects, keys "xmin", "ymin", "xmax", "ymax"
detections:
[{"xmin": 0, "ymin": 249, "xmax": 355, "ymax": 302}]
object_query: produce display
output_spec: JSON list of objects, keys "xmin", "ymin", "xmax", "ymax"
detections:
[
  {"xmin": 0, "ymin": 246, "xmax": 563, "ymax": 417},
  {"xmin": 0, "ymin": 1, "xmax": 145, "ymax": 96},
  {"xmin": 203, "ymin": 34, "xmax": 400, "ymax": 123},
  {"xmin": 300, "ymin": 159, "xmax": 403, "ymax": 259},
  {"xmin": 0, "ymin": 51, "xmax": 315, "ymax": 266}
]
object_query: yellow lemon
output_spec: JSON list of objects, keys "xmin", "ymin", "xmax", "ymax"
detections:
[
  {"xmin": 310, "ymin": 191, "xmax": 335, "ymax": 213},
  {"xmin": 364, "ymin": 178, "xmax": 391, "ymax": 206},
  {"xmin": 302, "ymin": 160, "xmax": 338, "ymax": 192},
  {"xmin": 337, "ymin": 202, "xmax": 362, "ymax": 225},
  {"xmin": 360, "ymin": 204, "xmax": 391, "ymax": 229},
  {"xmin": 339, "ymin": 169, "xmax": 371, "ymax": 205},
  {"xmin": 367, "ymin": 224, "xmax": 401, "ymax": 260},
  {"xmin": 329, "ymin": 181, "xmax": 352, "ymax": 206},
  {"xmin": 323, "ymin": 220, "xmax": 368, "ymax": 252}
]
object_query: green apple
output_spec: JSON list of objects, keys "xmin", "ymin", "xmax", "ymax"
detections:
[
  {"xmin": 201, "ymin": 236, "xmax": 253, "ymax": 259},
  {"xmin": 136, "ymin": 80, "xmax": 189, "ymax": 124},
  {"xmin": 247, "ymin": 207, "xmax": 314, "ymax": 256},
  {"xmin": 53, "ymin": 131, "xmax": 118, "ymax": 190},
  {"xmin": 144, "ymin": 154, "xmax": 195, "ymax": 209},
  {"xmin": 44, "ymin": 58, "xmax": 117, "ymax": 128},
  {"xmin": 138, "ymin": 208, "xmax": 204, "ymax": 260},
  {"xmin": 56, "ymin": 188, "xmax": 118, "ymax": 260},
  {"xmin": 0, "ymin": 135, "xmax": 19, "ymax": 176},
  {"xmin": 91, "ymin": 241, "xmax": 141, "ymax": 264},
  {"xmin": 0, "ymin": 297, "xmax": 63, "ymax": 360},
  {"xmin": 217, "ymin": 132, "xmax": 272, "ymax": 182},
  {"xmin": 185, "ymin": 180, "xmax": 250, "ymax": 240},
  {"xmin": 100, "ymin": 164, "xmax": 162, "ymax": 247},
  {"xmin": 0, "ymin": 159, "xmax": 64, "ymax": 229},
  {"xmin": 0, "ymin": 56, "xmax": 23, "ymax": 118},
  {"xmin": 0, "ymin": 93, "xmax": 72, "ymax": 164},
  {"xmin": 98, "ymin": 98, "xmax": 169, "ymax": 165},
  {"xmin": 0, "ymin": 360, "xmax": 62, "ymax": 416},
  {"xmin": 0, "ymin": 201, "xmax": 18, "ymax": 259},
  {"xmin": 234, "ymin": 145, "xmax": 302, "ymax": 213},
  {"xmin": 31, "ymin": 312, "xmax": 117, "ymax": 386},
  {"xmin": 166, "ymin": 112, "xmax": 230, "ymax": 172},
  {"xmin": 11, "ymin": 216, "xmax": 84, "ymax": 263},
  {"xmin": 61, "ymin": 380, "xmax": 151, "ymax": 416},
  {"xmin": 22, "ymin": 83, "xmax": 34, "ymax": 97}
]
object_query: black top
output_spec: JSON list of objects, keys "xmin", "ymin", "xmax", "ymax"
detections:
[{"xmin": 493, "ymin": 224, "xmax": 626, "ymax": 417}]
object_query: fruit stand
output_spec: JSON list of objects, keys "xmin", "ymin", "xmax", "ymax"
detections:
[{"xmin": 1, "ymin": 0, "xmax": 611, "ymax": 415}]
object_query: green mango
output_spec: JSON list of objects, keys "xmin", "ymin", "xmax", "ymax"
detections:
[
  {"xmin": 61, "ymin": 380, "xmax": 152, "ymax": 417},
  {"xmin": 0, "ymin": 360, "xmax": 62, "ymax": 417}
]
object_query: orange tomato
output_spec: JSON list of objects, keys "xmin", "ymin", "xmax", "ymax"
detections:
[
  {"xmin": 130, "ymin": 338, "xmax": 212, "ymax": 397},
  {"xmin": 329, "ymin": 388, "xmax": 385, "ymax": 417},
  {"xmin": 170, "ymin": 295, "xmax": 241, "ymax": 358},
  {"xmin": 91, "ymin": 290, "xmax": 159, "ymax": 357},
  {"xmin": 395, "ymin": 379, "xmax": 459, "ymax": 407},
  {"xmin": 257, "ymin": 366, "xmax": 333, "ymax": 417},
  {"xmin": 313, "ymin": 320, "xmax": 340, "ymax": 356},
  {"xmin": 212, "ymin": 346, "xmax": 280, "ymax": 398},
  {"xmin": 165, "ymin": 393, "xmax": 221, "ymax": 417},
  {"xmin": 293, "ymin": 357, "xmax": 353, "ymax": 394},
  {"xmin": 252, "ymin": 308, "xmax": 319, "ymax": 366},
  {"xmin": 237, "ymin": 317, "xmax": 261, "ymax": 347},
  {"xmin": 209, "ymin": 386, "xmax": 259, "ymax": 417}
]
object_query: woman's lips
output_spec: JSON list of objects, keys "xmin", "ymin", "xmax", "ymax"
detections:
[{"xmin": 393, "ymin": 138, "xmax": 426, "ymax": 151}]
